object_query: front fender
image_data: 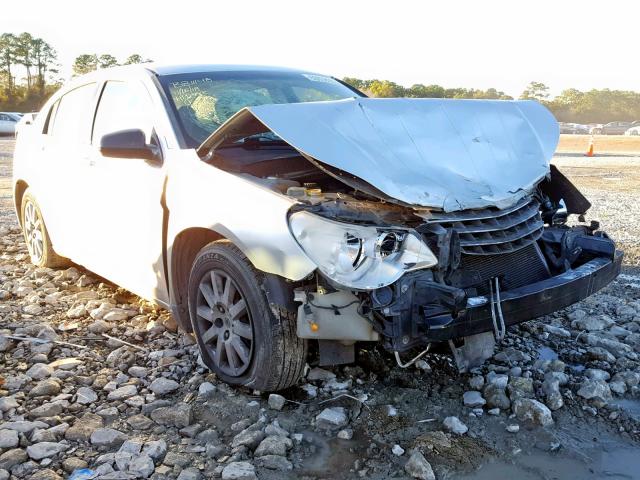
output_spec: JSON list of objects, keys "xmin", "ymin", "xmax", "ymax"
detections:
[{"xmin": 166, "ymin": 150, "xmax": 316, "ymax": 281}]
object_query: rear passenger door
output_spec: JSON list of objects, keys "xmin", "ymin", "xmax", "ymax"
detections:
[
  {"xmin": 35, "ymin": 83, "xmax": 98, "ymax": 259},
  {"xmin": 84, "ymin": 79, "xmax": 168, "ymax": 302}
]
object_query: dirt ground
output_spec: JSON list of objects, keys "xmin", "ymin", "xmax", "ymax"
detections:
[
  {"xmin": 557, "ymin": 134, "xmax": 640, "ymax": 155},
  {"xmin": 1, "ymin": 137, "xmax": 640, "ymax": 480}
]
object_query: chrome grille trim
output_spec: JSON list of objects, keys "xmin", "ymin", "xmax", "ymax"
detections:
[{"xmin": 425, "ymin": 196, "xmax": 544, "ymax": 255}]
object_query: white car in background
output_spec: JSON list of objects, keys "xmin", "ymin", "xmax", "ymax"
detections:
[
  {"xmin": 12, "ymin": 64, "xmax": 623, "ymax": 391},
  {"xmin": 625, "ymin": 125, "xmax": 640, "ymax": 136},
  {"xmin": 0, "ymin": 112, "xmax": 22, "ymax": 136}
]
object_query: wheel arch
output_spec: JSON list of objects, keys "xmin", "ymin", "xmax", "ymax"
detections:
[
  {"xmin": 13, "ymin": 180, "xmax": 29, "ymax": 227},
  {"xmin": 168, "ymin": 226, "xmax": 303, "ymax": 332}
]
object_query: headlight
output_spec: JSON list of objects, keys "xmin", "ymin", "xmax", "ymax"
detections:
[{"xmin": 288, "ymin": 210, "xmax": 438, "ymax": 289}]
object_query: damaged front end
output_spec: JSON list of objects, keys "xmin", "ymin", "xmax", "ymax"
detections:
[{"xmin": 197, "ymin": 98, "xmax": 623, "ymax": 369}]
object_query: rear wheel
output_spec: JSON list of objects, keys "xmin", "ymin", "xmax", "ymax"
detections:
[
  {"xmin": 20, "ymin": 189, "xmax": 69, "ymax": 268},
  {"xmin": 188, "ymin": 240, "xmax": 306, "ymax": 391}
]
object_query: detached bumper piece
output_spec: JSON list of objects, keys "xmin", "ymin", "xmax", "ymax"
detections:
[{"xmin": 375, "ymin": 234, "xmax": 622, "ymax": 352}]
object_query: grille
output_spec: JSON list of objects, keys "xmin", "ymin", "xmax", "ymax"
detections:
[
  {"xmin": 426, "ymin": 196, "xmax": 544, "ymax": 255},
  {"xmin": 457, "ymin": 243, "xmax": 550, "ymax": 295}
]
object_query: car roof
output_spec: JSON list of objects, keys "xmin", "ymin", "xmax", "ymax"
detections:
[{"xmin": 148, "ymin": 63, "xmax": 319, "ymax": 76}]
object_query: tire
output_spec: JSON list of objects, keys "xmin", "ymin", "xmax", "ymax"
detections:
[
  {"xmin": 20, "ymin": 189, "xmax": 70, "ymax": 268},
  {"xmin": 188, "ymin": 240, "xmax": 306, "ymax": 391}
]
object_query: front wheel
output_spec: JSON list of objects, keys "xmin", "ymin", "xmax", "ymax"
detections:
[{"xmin": 188, "ymin": 240, "xmax": 306, "ymax": 391}]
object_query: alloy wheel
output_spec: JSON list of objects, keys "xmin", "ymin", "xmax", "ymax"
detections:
[
  {"xmin": 23, "ymin": 200, "xmax": 44, "ymax": 264},
  {"xmin": 196, "ymin": 269, "xmax": 254, "ymax": 376}
]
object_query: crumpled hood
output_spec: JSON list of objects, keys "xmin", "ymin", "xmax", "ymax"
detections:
[{"xmin": 202, "ymin": 97, "xmax": 559, "ymax": 212}]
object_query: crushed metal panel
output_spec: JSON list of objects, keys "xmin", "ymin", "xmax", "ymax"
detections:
[{"xmin": 200, "ymin": 98, "xmax": 559, "ymax": 212}]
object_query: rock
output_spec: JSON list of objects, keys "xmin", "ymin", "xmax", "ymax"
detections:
[
  {"xmin": 30, "ymin": 469, "xmax": 62, "ymax": 480},
  {"xmin": 610, "ymin": 381, "xmax": 627, "ymax": 395},
  {"xmin": 443, "ymin": 416, "xmax": 468, "ymax": 435},
  {"xmin": 507, "ymin": 377, "xmax": 534, "ymax": 401},
  {"xmin": 316, "ymin": 407, "xmax": 348, "ymax": 429},
  {"xmin": 506, "ymin": 424, "xmax": 520, "ymax": 433},
  {"xmin": 231, "ymin": 428, "xmax": 265, "ymax": 450},
  {"xmin": 23, "ymin": 304, "xmax": 43, "ymax": 315},
  {"xmin": 127, "ymin": 414, "xmax": 154, "ymax": 430},
  {"xmin": 612, "ymin": 370, "xmax": 640, "ymax": 387},
  {"xmin": 512, "ymin": 398, "xmax": 554, "ymax": 426},
  {"xmin": 405, "ymin": 450, "xmax": 435, "ymax": 480},
  {"xmin": 572, "ymin": 314, "xmax": 614, "ymax": 331},
  {"xmin": 0, "ymin": 397, "xmax": 19, "ymax": 412},
  {"xmin": 254, "ymin": 435, "xmax": 292, "ymax": 457},
  {"xmin": 26, "ymin": 442, "xmax": 69, "ymax": 460},
  {"xmin": 26, "ymin": 363, "xmax": 54, "ymax": 380},
  {"xmin": 494, "ymin": 347, "xmax": 531, "ymax": 364},
  {"xmin": 392, "ymin": 444, "xmax": 405, "ymax": 456},
  {"xmin": 586, "ymin": 347, "xmax": 616, "ymax": 363},
  {"xmin": 88, "ymin": 320, "xmax": 111, "ymax": 334},
  {"xmin": 268, "ymin": 393, "xmax": 286, "ymax": 411},
  {"xmin": 103, "ymin": 308, "xmax": 130, "ymax": 322},
  {"xmin": 106, "ymin": 346, "xmax": 136, "ymax": 371},
  {"xmin": 254, "ymin": 455, "xmax": 293, "ymax": 471},
  {"xmin": 484, "ymin": 383, "xmax": 511, "ymax": 410},
  {"xmin": 221, "ymin": 461, "xmax": 257, "ymax": 480},
  {"xmin": 128, "ymin": 366, "xmax": 148, "ymax": 378},
  {"xmin": 142, "ymin": 439, "xmax": 167, "ymax": 461},
  {"xmin": 469, "ymin": 375, "xmax": 485, "ymax": 390},
  {"xmin": 150, "ymin": 403, "xmax": 192, "ymax": 428},
  {"xmin": 177, "ymin": 468, "xmax": 202, "ymax": 480},
  {"xmin": 307, "ymin": 367, "xmax": 336, "ymax": 381},
  {"xmin": 0, "ymin": 449, "xmax": 28, "ymax": 471},
  {"xmin": 385, "ymin": 404, "xmax": 398, "ymax": 416},
  {"xmin": 585, "ymin": 369, "xmax": 610, "ymax": 381},
  {"xmin": 128, "ymin": 454, "xmax": 155, "ymax": 478},
  {"xmin": 107, "ymin": 384, "xmax": 138, "ymax": 401},
  {"xmin": 62, "ymin": 457, "xmax": 88, "ymax": 473},
  {"xmin": 486, "ymin": 372, "xmax": 509, "ymax": 388},
  {"xmin": 577, "ymin": 379, "xmax": 612, "ymax": 405},
  {"xmin": 463, "ymin": 391, "xmax": 486, "ymax": 408},
  {"xmin": 76, "ymin": 387, "xmax": 98, "ymax": 404},
  {"xmin": 0, "ymin": 430, "xmax": 19, "ymax": 449},
  {"xmin": 0, "ymin": 420, "xmax": 47, "ymax": 433},
  {"xmin": 337, "ymin": 429, "xmax": 353, "ymax": 440},
  {"xmin": 197, "ymin": 382, "xmax": 216, "ymax": 396},
  {"xmin": 65, "ymin": 413, "xmax": 104, "ymax": 442},
  {"xmin": 149, "ymin": 378, "xmax": 180, "ymax": 396},
  {"xmin": 29, "ymin": 400, "xmax": 65, "ymax": 418},
  {"xmin": 542, "ymin": 378, "xmax": 564, "ymax": 411},
  {"xmin": 29, "ymin": 378, "xmax": 61, "ymax": 397},
  {"xmin": 543, "ymin": 325, "xmax": 571, "ymax": 338},
  {"xmin": 90, "ymin": 428, "xmax": 128, "ymax": 449}
]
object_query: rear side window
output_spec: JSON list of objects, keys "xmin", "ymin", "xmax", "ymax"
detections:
[
  {"xmin": 48, "ymin": 83, "xmax": 97, "ymax": 143},
  {"xmin": 92, "ymin": 80, "xmax": 154, "ymax": 144}
]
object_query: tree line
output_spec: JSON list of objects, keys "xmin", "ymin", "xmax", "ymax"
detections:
[
  {"xmin": 2, "ymin": 30, "xmax": 639, "ymax": 124},
  {"xmin": 343, "ymin": 78, "xmax": 640, "ymax": 124},
  {"xmin": 0, "ymin": 31, "xmax": 150, "ymax": 112}
]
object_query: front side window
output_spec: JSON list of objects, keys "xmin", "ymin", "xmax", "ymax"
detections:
[
  {"xmin": 159, "ymin": 71, "xmax": 360, "ymax": 148},
  {"xmin": 92, "ymin": 80, "xmax": 155, "ymax": 144},
  {"xmin": 49, "ymin": 83, "xmax": 97, "ymax": 143}
]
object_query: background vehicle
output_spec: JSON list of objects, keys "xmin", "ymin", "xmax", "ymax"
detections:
[
  {"xmin": 12, "ymin": 64, "xmax": 622, "ymax": 391},
  {"xmin": 0, "ymin": 112, "xmax": 21, "ymax": 136},
  {"xmin": 625, "ymin": 125, "xmax": 640, "ymax": 136},
  {"xmin": 590, "ymin": 121, "xmax": 633, "ymax": 135},
  {"xmin": 15, "ymin": 112, "xmax": 37, "ymax": 137}
]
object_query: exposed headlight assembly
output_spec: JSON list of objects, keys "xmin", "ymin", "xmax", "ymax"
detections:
[{"xmin": 288, "ymin": 210, "xmax": 438, "ymax": 289}]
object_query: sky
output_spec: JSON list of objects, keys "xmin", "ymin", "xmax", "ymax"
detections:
[{"xmin": 3, "ymin": 0, "xmax": 640, "ymax": 98}]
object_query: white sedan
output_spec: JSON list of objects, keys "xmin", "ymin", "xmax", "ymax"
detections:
[{"xmin": 0, "ymin": 112, "xmax": 22, "ymax": 136}]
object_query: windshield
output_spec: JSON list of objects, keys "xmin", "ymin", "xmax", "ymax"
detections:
[{"xmin": 159, "ymin": 70, "xmax": 361, "ymax": 148}]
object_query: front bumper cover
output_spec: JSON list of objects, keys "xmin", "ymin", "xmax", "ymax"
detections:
[{"xmin": 386, "ymin": 251, "xmax": 623, "ymax": 348}]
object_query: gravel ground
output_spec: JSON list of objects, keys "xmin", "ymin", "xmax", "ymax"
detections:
[{"xmin": 1, "ymin": 138, "xmax": 639, "ymax": 480}]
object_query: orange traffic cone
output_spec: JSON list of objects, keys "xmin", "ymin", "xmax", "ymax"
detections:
[{"xmin": 585, "ymin": 136, "xmax": 594, "ymax": 157}]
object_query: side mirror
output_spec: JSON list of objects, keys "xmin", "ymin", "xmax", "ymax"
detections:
[{"xmin": 100, "ymin": 129, "xmax": 161, "ymax": 164}]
